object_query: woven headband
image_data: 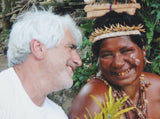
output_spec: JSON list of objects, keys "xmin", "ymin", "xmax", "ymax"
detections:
[{"xmin": 89, "ymin": 24, "xmax": 145, "ymax": 43}]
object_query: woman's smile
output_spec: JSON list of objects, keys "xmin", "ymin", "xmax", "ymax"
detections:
[{"xmin": 112, "ymin": 68, "xmax": 131, "ymax": 77}]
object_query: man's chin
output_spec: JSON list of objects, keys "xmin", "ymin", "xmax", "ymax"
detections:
[
  {"xmin": 58, "ymin": 71, "xmax": 74, "ymax": 89},
  {"xmin": 64, "ymin": 79, "xmax": 73, "ymax": 89}
]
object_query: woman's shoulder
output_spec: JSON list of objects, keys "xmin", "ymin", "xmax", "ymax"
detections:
[
  {"xmin": 144, "ymin": 72, "xmax": 160, "ymax": 81},
  {"xmin": 68, "ymin": 77, "xmax": 109, "ymax": 118},
  {"xmin": 143, "ymin": 72, "xmax": 160, "ymax": 88},
  {"xmin": 71, "ymin": 76, "xmax": 109, "ymax": 104},
  {"xmin": 80, "ymin": 76, "xmax": 109, "ymax": 96}
]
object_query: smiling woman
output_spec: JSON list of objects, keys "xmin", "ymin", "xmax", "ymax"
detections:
[
  {"xmin": 68, "ymin": 10, "xmax": 160, "ymax": 119},
  {"xmin": 98, "ymin": 35, "xmax": 144, "ymax": 87}
]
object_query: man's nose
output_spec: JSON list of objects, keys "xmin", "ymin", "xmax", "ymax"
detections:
[{"xmin": 72, "ymin": 51, "xmax": 82, "ymax": 67}]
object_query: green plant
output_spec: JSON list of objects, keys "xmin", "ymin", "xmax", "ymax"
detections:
[
  {"xmin": 0, "ymin": 29, "xmax": 9, "ymax": 43},
  {"xmin": 140, "ymin": 0, "xmax": 160, "ymax": 75},
  {"xmin": 72, "ymin": 20, "xmax": 99, "ymax": 91},
  {"xmin": 72, "ymin": 39, "xmax": 99, "ymax": 91},
  {"xmin": 77, "ymin": 87, "xmax": 135, "ymax": 119},
  {"xmin": 0, "ymin": 29, "xmax": 9, "ymax": 54},
  {"xmin": 66, "ymin": 0, "xmax": 71, "ymax": 3}
]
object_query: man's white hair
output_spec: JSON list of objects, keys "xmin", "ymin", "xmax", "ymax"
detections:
[{"xmin": 7, "ymin": 9, "xmax": 82, "ymax": 67}]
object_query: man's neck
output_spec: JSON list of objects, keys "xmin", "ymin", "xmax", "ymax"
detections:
[{"xmin": 13, "ymin": 64, "xmax": 46, "ymax": 106}]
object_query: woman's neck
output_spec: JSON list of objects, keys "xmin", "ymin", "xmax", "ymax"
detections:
[{"xmin": 122, "ymin": 79, "xmax": 140, "ymax": 100}]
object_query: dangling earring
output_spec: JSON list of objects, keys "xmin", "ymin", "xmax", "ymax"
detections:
[{"xmin": 144, "ymin": 57, "xmax": 152, "ymax": 65}]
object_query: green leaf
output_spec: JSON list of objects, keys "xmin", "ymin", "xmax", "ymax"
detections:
[
  {"xmin": 80, "ymin": 87, "xmax": 135, "ymax": 119},
  {"xmin": 113, "ymin": 107, "xmax": 135, "ymax": 118}
]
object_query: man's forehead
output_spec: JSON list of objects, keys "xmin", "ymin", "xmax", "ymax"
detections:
[{"xmin": 63, "ymin": 30, "xmax": 76, "ymax": 43}]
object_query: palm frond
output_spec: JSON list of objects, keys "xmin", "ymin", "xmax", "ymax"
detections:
[{"xmin": 79, "ymin": 86, "xmax": 135, "ymax": 119}]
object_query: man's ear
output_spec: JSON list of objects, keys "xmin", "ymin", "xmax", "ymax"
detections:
[{"xmin": 30, "ymin": 39, "xmax": 46, "ymax": 60}]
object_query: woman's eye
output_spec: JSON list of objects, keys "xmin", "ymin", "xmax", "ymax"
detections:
[
  {"xmin": 100, "ymin": 54, "xmax": 113, "ymax": 58},
  {"xmin": 121, "ymin": 49, "xmax": 133, "ymax": 54}
]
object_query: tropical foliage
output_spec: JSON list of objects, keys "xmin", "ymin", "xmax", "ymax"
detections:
[
  {"xmin": 72, "ymin": 20, "xmax": 99, "ymax": 91},
  {"xmin": 139, "ymin": 0, "xmax": 160, "ymax": 74}
]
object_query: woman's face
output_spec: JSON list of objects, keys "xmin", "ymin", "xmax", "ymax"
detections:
[{"xmin": 99, "ymin": 36, "xmax": 145, "ymax": 87}]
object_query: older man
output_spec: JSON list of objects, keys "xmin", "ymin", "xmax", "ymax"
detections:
[{"xmin": 0, "ymin": 9, "xmax": 82, "ymax": 119}]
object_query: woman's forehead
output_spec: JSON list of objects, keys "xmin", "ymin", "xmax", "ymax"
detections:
[{"xmin": 100, "ymin": 36, "xmax": 132, "ymax": 46}]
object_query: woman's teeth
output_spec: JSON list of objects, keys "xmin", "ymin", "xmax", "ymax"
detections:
[{"xmin": 118, "ymin": 69, "xmax": 130, "ymax": 76}]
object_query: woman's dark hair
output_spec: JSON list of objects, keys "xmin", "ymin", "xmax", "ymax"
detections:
[{"xmin": 92, "ymin": 11, "xmax": 147, "ymax": 59}]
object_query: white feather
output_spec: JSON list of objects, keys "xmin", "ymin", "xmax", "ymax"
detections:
[{"xmin": 84, "ymin": 0, "xmax": 95, "ymax": 4}]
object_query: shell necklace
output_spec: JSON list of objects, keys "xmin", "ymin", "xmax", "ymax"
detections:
[{"xmin": 98, "ymin": 74, "xmax": 151, "ymax": 119}]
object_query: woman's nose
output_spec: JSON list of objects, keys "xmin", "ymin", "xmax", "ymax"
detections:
[{"xmin": 112, "ymin": 54, "xmax": 124, "ymax": 69}]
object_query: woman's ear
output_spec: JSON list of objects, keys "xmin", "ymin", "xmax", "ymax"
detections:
[
  {"xmin": 30, "ymin": 39, "xmax": 46, "ymax": 60},
  {"xmin": 143, "ymin": 46, "xmax": 152, "ymax": 64},
  {"xmin": 143, "ymin": 46, "xmax": 146, "ymax": 57}
]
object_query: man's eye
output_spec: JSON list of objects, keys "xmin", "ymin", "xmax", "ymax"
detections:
[
  {"xmin": 69, "ymin": 46, "xmax": 75, "ymax": 49},
  {"xmin": 66, "ymin": 44, "xmax": 77, "ymax": 50},
  {"xmin": 69, "ymin": 45, "xmax": 76, "ymax": 50}
]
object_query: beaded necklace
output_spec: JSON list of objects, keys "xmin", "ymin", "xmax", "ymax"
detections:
[{"xmin": 97, "ymin": 74, "xmax": 151, "ymax": 119}]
